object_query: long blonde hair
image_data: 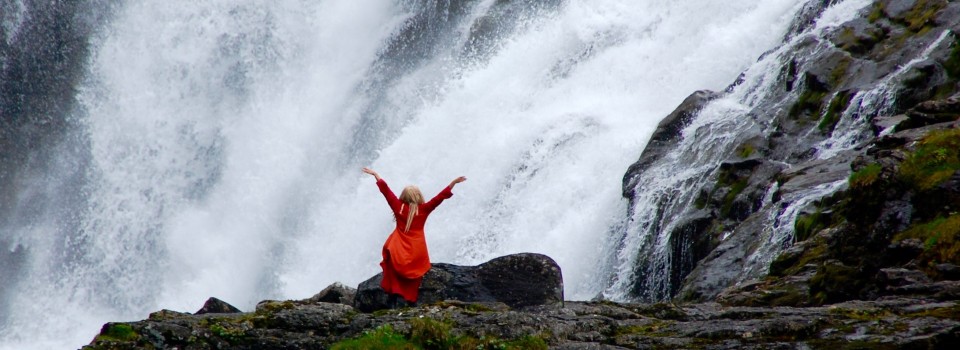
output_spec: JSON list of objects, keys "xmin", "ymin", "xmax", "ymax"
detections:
[{"xmin": 398, "ymin": 186, "xmax": 424, "ymax": 232}]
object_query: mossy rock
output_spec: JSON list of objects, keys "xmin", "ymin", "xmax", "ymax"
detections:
[
  {"xmin": 810, "ymin": 261, "xmax": 867, "ymax": 305},
  {"xmin": 893, "ymin": 214, "xmax": 960, "ymax": 276},
  {"xmin": 898, "ymin": 129, "xmax": 960, "ymax": 191}
]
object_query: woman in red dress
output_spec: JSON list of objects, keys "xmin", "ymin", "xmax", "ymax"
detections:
[{"xmin": 362, "ymin": 167, "xmax": 466, "ymax": 304}]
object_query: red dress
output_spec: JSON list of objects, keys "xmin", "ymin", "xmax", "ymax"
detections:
[{"xmin": 376, "ymin": 179, "xmax": 453, "ymax": 302}]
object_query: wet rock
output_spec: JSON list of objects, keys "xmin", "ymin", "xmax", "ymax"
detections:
[
  {"xmin": 307, "ymin": 282, "xmax": 356, "ymax": 305},
  {"xmin": 194, "ymin": 297, "xmax": 241, "ymax": 315},
  {"xmin": 896, "ymin": 95, "xmax": 960, "ymax": 131},
  {"xmin": 354, "ymin": 253, "xmax": 563, "ymax": 312},
  {"xmin": 623, "ymin": 90, "xmax": 719, "ymax": 197}
]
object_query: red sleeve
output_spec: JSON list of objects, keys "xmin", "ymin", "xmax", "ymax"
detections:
[
  {"xmin": 422, "ymin": 185, "xmax": 454, "ymax": 213},
  {"xmin": 376, "ymin": 179, "xmax": 401, "ymax": 213}
]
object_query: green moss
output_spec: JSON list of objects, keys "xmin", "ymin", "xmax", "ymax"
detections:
[
  {"xmin": 694, "ymin": 191, "xmax": 708, "ymax": 209},
  {"xmin": 209, "ymin": 322, "xmax": 247, "ymax": 344},
  {"xmin": 810, "ymin": 262, "xmax": 865, "ymax": 305},
  {"xmin": 720, "ymin": 179, "xmax": 749, "ymax": 217},
  {"xmin": 944, "ymin": 37, "xmax": 960, "ymax": 79},
  {"xmin": 898, "ymin": 129, "xmax": 960, "ymax": 190},
  {"xmin": 829, "ymin": 59, "xmax": 852, "ymax": 87},
  {"xmin": 818, "ymin": 90, "xmax": 854, "ymax": 134},
  {"xmin": 615, "ymin": 320, "xmax": 676, "ymax": 337},
  {"xmin": 894, "ymin": 214, "xmax": 960, "ymax": 271},
  {"xmin": 736, "ymin": 143, "xmax": 756, "ymax": 158},
  {"xmin": 255, "ymin": 300, "xmax": 296, "ymax": 315},
  {"xmin": 96, "ymin": 323, "xmax": 139, "ymax": 342},
  {"xmin": 829, "ymin": 307, "xmax": 892, "ymax": 321},
  {"xmin": 794, "ymin": 211, "xmax": 827, "ymax": 243},
  {"xmin": 850, "ymin": 163, "xmax": 882, "ymax": 188},
  {"xmin": 405, "ymin": 317, "xmax": 547, "ymax": 350},
  {"xmin": 903, "ymin": 303, "xmax": 960, "ymax": 319},
  {"xmin": 867, "ymin": 2, "xmax": 886, "ymax": 23},
  {"xmin": 789, "ymin": 89, "xmax": 829, "ymax": 120},
  {"xmin": 331, "ymin": 325, "xmax": 418, "ymax": 350},
  {"xmin": 903, "ymin": 0, "xmax": 945, "ymax": 33},
  {"xmin": 770, "ymin": 237, "xmax": 828, "ymax": 277}
]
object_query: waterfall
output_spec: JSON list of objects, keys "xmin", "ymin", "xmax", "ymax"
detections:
[{"xmin": 2, "ymin": 0, "xmax": 805, "ymax": 348}]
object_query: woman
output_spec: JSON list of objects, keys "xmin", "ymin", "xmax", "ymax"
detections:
[{"xmin": 362, "ymin": 167, "xmax": 466, "ymax": 304}]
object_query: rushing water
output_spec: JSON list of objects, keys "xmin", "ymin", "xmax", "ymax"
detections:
[{"xmin": 1, "ymin": 0, "xmax": 809, "ymax": 348}]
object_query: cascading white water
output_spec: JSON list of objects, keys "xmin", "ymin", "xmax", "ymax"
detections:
[
  {"xmin": 1, "ymin": 0, "xmax": 807, "ymax": 348},
  {"xmin": 604, "ymin": 0, "xmax": 880, "ymax": 301}
]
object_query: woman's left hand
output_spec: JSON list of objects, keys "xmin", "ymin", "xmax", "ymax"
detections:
[
  {"xmin": 362, "ymin": 167, "xmax": 381, "ymax": 181},
  {"xmin": 450, "ymin": 176, "xmax": 467, "ymax": 187}
]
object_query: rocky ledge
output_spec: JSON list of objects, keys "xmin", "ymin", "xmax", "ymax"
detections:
[
  {"xmin": 84, "ymin": 296, "xmax": 958, "ymax": 349},
  {"xmin": 84, "ymin": 253, "xmax": 959, "ymax": 349}
]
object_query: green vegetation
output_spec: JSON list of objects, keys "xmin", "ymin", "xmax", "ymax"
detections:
[
  {"xmin": 818, "ymin": 90, "xmax": 854, "ymax": 134},
  {"xmin": 615, "ymin": 320, "xmax": 675, "ymax": 337},
  {"xmin": 902, "ymin": 0, "xmax": 945, "ymax": 33},
  {"xmin": 788, "ymin": 89, "xmax": 828, "ymax": 120},
  {"xmin": 769, "ymin": 235, "xmax": 828, "ymax": 277},
  {"xmin": 850, "ymin": 163, "xmax": 882, "ymax": 188},
  {"xmin": 736, "ymin": 143, "xmax": 756, "ymax": 158},
  {"xmin": 794, "ymin": 210, "xmax": 827, "ymax": 243},
  {"xmin": 867, "ymin": 2, "xmax": 886, "ymax": 23},
  {"xmin": 331, "ymin": 318, "xmax": 548, "ymax": 350},
  {"xmin": 898, "ymin": 129, "xmax": 960, "ymax": 190},
  {"xmin": 944, "ymin": 37, "xmax": 960, "ymax": 79},
  {"xmin": 810, "ymin": 262, "xmax": 864, "ymax": 305},
  {"xmin": 332, "ymin": 325, "xmax": 417, "ymax": 350},
  {"xmin": 902, "ymin": 303, "xmax": 960, "ymax": 319},
  {"xmin": 210, "ymin": 322, "xmax": 247, "ymax": 344},
  {"xmin": 720, "ymin": 179, "xmax": 749, "ymax": 217},
  {"xmin": 893, "ymin": 214, "xmax": 960, "ymax": 273},
  {"xmin": 95, "ymin": 323, "xmax": 139, "ymax": 342}
]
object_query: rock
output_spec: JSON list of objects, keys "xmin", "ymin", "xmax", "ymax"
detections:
[
  {"xmin": 307, "ymin": 282, "xmax": 356, "ymax": 305},
  {"xmin": 354, "ymin": 253, "xmax": 563, "ymax": 312},
  {"xmin": 194, "ymin": 297, "xmax": 241, "ymax": 315},
  {"xmin": 877, "ymin": 268, "xmax": 932, "ymax": 288},
  {"xmin": 935, "ymin": 263, "xmax": 960, "ymax": 280},
  {"xmin": 622, "ymin": 90, "xmax": 719, "ymax": 197}
]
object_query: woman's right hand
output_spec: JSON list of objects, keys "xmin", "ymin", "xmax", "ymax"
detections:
[{"xmin": 450, "ymin": 176, "xmax": 467, "ymax": 187}]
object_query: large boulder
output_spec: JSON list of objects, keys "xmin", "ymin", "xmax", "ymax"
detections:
[
  {"xmin": 307, "ymin": 282, "xmax": 357, "ymax": 305},
  {"xmin": 354, "ymin": 253, "xmax": 563, "ymax": 312}
]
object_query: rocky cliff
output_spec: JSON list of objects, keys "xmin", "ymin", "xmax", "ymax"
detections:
[{"xmin": 618, "ymin": 0, "xmax": 960, "ymax": 303}]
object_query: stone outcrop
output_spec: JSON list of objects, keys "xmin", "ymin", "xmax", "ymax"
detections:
[
  {"xmin": 84, "ymin": 296, "xmax": 960, "ymax": 349},
  {"xmin": 194, "ymin": 297, "xmax": 242, "ymax": 315},
  {"xmin": 354, "ymin": 253, "xmax": 563, "ymax": 312},
  {"xmin": 307, "ymin": 282, "xmax": 356, "ymax": 306}
]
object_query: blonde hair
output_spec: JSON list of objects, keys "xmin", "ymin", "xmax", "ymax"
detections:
[{"xmin": 398, "ymin": 186, "xmax": 424, "ymax": 232}]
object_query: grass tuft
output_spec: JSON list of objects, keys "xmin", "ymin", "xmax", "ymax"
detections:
[{"xmin": 899, "ymin": 129, "xmax": 960, "ymax": 191}]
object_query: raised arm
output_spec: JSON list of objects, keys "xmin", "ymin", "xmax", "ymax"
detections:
[
  {"xmin": 363, "ymin": 167, "xmax": 400, "ymax": 211},
  {"xmin": 423, "ymin": 176, "xmax": 467, "ymax": 212}
]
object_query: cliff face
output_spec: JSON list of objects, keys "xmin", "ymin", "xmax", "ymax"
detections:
[{"xmin": 618, "ymin": 0, "xmax": 960, "ymax": 303}]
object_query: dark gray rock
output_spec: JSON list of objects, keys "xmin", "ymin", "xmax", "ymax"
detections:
[
  {"xmin": 307, "ymin": 282, "xmax": 356, "ymax": 305},
  {"xmin": 878, "ymin": 268, "xmax": 932, "ymax": 288},
  {"xmin": 936, "ymin": 263, "xmax": 960, "ymax": 280},
  {"xmin": 354, "ymin": 253, "xmax": 563, "ymax": 312},
  {"xmin": 623, "ymin": 90, "xmax": 719, "ymax": 197},
  {"xmin": 194, "ymin": 297, "xmax": 241, "ymax": 315}
]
